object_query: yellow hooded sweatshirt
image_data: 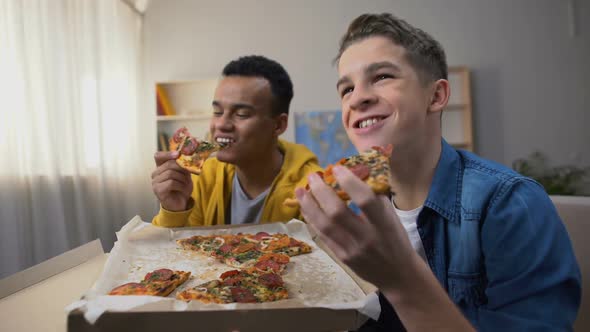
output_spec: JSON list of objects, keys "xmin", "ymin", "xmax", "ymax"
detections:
[{"xmin": 152, "ymin": 140, "xmax": 322, "ymax": 227}]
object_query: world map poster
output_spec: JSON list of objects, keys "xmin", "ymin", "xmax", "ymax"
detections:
[{"xmin": 294, "ymin": 111, "xmax": 357, "ymax": 167}]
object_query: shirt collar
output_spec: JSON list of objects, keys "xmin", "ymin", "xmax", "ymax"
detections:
[{"xmin": 423, "ymin": 139, "xmax": 462, "ymax": 224}]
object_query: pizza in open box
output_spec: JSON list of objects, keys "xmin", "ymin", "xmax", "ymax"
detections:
[{"xmin": 108, "ymin": 268, "xmax": 190, "ymax": 297}]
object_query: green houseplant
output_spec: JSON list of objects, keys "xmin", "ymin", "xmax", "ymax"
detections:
[{"xmin": 512, "ymin": 152, "xmax": 590, "ymax": 196}]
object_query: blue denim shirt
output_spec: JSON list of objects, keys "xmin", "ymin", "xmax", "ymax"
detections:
[{"xmin": 358, "ymin": 140, "xmax": 581, "ymax": 332}]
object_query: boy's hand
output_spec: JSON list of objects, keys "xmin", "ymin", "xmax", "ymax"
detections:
[
  {"xmin": 152, "ymin": 151, "xmax": 193, "ymax": 212},
  {"xmin": 297, "ymin": 166, "xmax": 419, "ymax": 289}
]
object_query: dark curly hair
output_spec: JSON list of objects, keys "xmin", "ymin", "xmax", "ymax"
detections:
[{"xmin": 222, "ymin": 55, "xmax": 294, "ymax": 116}]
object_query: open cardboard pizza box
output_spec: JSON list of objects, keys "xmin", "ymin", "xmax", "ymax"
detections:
[
  {"xmin": 62, "ymin": 216, "xmax": 380, "ymax": 332},
  {"xmin": 0, "ymin": 239, "xmax": 106, "ymax": 332}
]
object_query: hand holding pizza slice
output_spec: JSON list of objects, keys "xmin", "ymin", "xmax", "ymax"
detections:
[
  {"xmin": 169, "ymin": 127, "xmax": 227, "ymax": 174},
  {"xmin": 284, "ymin": 145, "xmax": 393, "ymax": 207}
]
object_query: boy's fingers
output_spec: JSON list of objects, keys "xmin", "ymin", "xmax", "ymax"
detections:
[{"xmin": 154, "ymin": 151, "xmax": 179, "ymax": 166}]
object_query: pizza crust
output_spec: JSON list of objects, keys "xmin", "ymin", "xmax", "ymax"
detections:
[{"xmin": 108, "ymin": 269, "xmax": 191, "ymax": 297}]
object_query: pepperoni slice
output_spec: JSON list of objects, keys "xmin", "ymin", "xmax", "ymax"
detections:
[
  {"xmin": 254, "ymin": 259, "xmax": 281, "ymax": 273},
  {"xmin": 258, "ymin": 273, "xmax": 284, "ymax": 288},
  {"xmin": 253, "ymin": 232, "xmax": 270, "ymax": 241},
  {"xmin": 180, "ymin": 137, "xmax": 199, "ymax": 155},
  {"xmin": 144, "ymin": 269, "xmax": 173, "ymax": 282},
  {"xmin": 349, "ymin": 164, "xmax": 370, "ymax": 180},
  {"xmin": 288, "ymin": 238, "xmax": 301, "ymax": 247},
  {"xmin": 217, "ymin": 244, "xmax": 234, "ymax": 254},
  {"xmin": 221, "ymin": 277, "xmax": 242, "ymax": 286},
  {"xmin": 231, "ymin": 287, "xmax": 257, "ymax": 303},
  {"xmin": 172, "ymin": 127, "xmax": 190, "ymax": 143},
  {"xmin": 228, "ymin": 237, "xmax": 242, "ymax": 245},
  {"xmin": 220, "ymin": 270, "xmax": 240, "ymax": 279}
]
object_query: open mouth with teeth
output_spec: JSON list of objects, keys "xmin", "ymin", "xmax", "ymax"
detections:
[
  {"xmin": 355, "ymin": 117, "xmax": 385, "ymax": 129},
  {"xmin": 215, "ymin": 137, "xmax": 235, "ymax": 147}
]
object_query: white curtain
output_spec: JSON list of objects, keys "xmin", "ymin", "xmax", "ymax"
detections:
[{"xmin": 0, "ymin": 0, "xmax": 156, "ymax": 278}]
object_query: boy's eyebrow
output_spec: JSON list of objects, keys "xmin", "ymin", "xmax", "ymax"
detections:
[
  {"xmin": 231, "ymin": 103, "xmax": 255, "ymax": 111},
  {"xmin": 336, "ymin": 76, "xmax": 351, "ymax": 91},
  {"xmin": 212, "ymin": 100, "xmax": 255, "ymax": 111},
  {"xmin": 211, "ymin": 100, "xmax": 256, "ymax": 112},
  {"xmin": 336, "ymin": 61, "xmax": 401, "ymax": 90},
  {"xmin": 366, "ymin": 61, "xmax": 400, "ymax": 74}
]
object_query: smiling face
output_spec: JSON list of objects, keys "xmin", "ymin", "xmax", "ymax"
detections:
[
  {"xmin": 337, "ymin": 36, "xmax": 442, "ymax": 153},
  {"xmin": 210, "ymin": 76, "xmax": 287, "ymax": 165}
]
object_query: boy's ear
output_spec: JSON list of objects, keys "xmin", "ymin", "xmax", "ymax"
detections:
[
  {"xmin": 428, "ymin": 79, "xmax": 450, "ymax": 113},
  {"xmin": 274, "ymin": 113, "xmax": 288, "ymax": 136}
]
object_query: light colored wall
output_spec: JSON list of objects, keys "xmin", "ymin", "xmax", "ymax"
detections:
[{"xmin": 143, "ymin": 0, "xmax": 590, "ymax": 168}]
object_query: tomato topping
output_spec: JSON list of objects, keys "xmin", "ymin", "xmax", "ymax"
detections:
[
  {"xmin": 144, "ymin": 269, "xmax": 173, "ymax": 282},
  {"xmin": 323, "ymin": 174, "xmax": 336, "ymax": 185},
  {"xmin": 220, "ymin": 270, "xmax": 240, "ymax": 279},
  {"xmin": 232, "ymin": 242, "xmax": 256, "ymax": 254},
  {"xmin": 258, "ymin": 273, "xmax": 284, "ymax": 288},
  {"xmin": 180, "ymin": 137, "xmax": 199, "ymax": 155},
  {"xmin": 231, "ymin": 287, "xmax": 257, "ymax": 303},
  {"xmin": 349, "ymin": 164, "xmax": 370, "ymax": 180},
  {"xmin": 255, "ymin": 253, "xmax": 289, "ymax": 272},
  {"xmin": 172, "ymin": 127, "xmax": 190, "ymax": 143},
  {"xmin": 266, "ymin": 236, "xmax": 290, "ymax": 251},
  {"xmin": 259, "ymin": 253, "xmax": 290, "ymax": 264},
  {"xmin": 336, "ymin": 190, "xmax": 350, "ymax": 201},
  {"xmin": 253, "ymin": 232, "xmax": 270, "ymax": 240}
]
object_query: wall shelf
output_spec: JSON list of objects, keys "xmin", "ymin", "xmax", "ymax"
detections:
[
  {"xmin": 443, "ymin": 67, "xmax": 474, "ymax": 152},
  {"xmin": 155, "ymin": 79, "xmax": 218, "ymax": 151}
]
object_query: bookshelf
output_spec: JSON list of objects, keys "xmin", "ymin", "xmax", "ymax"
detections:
[
  {"xmin": 442, "ymin": 67, "xmax": 474, "ymax": 152},
  {"xmin": 156, "ymin": 79, "xmax": 218, "ymax": 151}
]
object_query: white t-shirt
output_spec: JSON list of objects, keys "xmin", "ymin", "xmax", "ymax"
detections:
[{"xmin": 393, "ymin": 199, "xmax": 427, "ymax": 261}]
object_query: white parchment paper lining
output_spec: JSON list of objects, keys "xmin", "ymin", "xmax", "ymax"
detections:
[{"xmin": 66, "ymin": 216, "xmax": 380, "ymax": 324}]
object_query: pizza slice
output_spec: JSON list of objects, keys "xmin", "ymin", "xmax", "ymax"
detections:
[
  {"xmin": 243, "ymin": 232, "xmax": 312, "ymax": 257},
  {"xmin": 108, "ymin": 268, "xmax": 191, "ymax": 297},
  {"xmin": 169, "ymin": 126, "xmax": 226, "ymax": 174},
  {"xmin": 177, "ymin": 232, "xmax": 311, "ymax": 262},
  {"xmin": 177, "ymin": 234, "xmax": 239, "ymax": 255},
  {"xmin": 176, "ymin": 268, "xmax": 288, "ymax": 304},
  {"xmin": 214, "ymin": 243, "xmax": 291, "ymax": 272},
  {"xmin": 283, "ymin": 144, "xmax": 393, "ymax": 207}
]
